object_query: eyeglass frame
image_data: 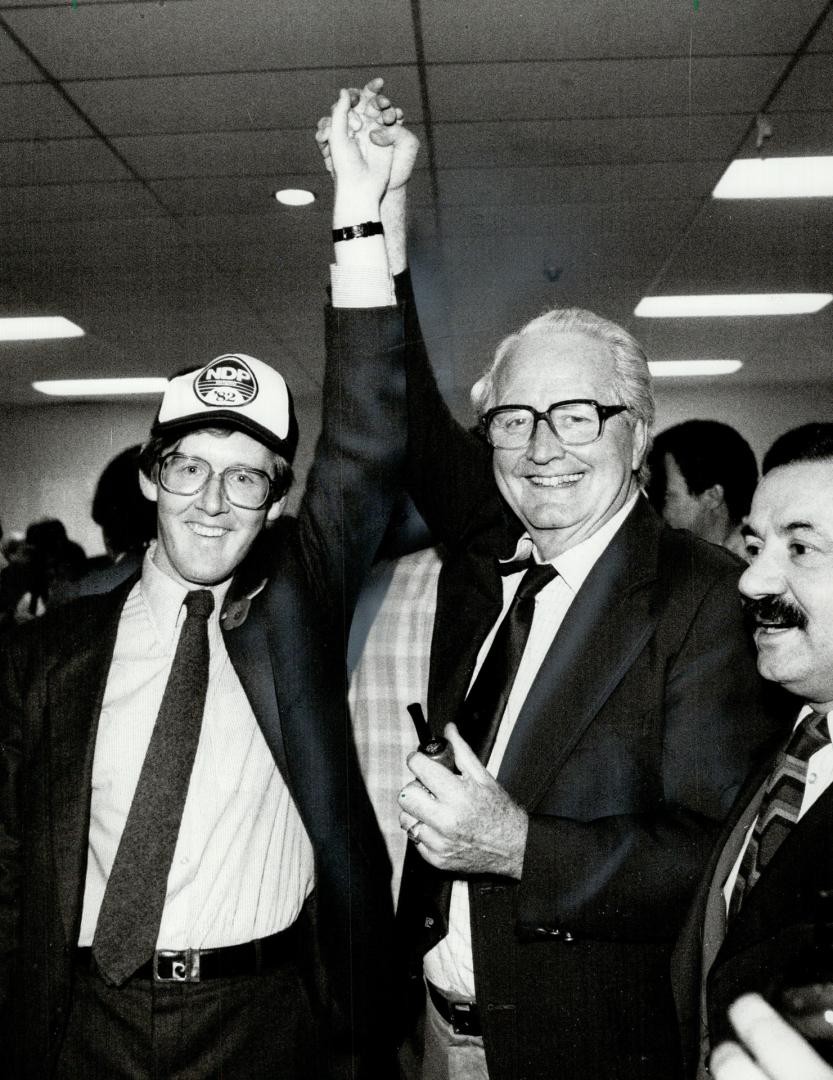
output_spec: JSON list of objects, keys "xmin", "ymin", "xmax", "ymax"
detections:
[
  {"xmin": 480, "ymin": 399, "xmax": 629, "ymax": 450},
  {"xmin": 156, "ymin": 451, "xmax": 279, "ymax": 510}
]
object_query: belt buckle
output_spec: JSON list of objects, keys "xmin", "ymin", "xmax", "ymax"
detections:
[
  {"xmin": 153, "ymin": 948, "xmax": 200, "ymax": 983},
  {"xmin": 449, "ymin": 1000, "xmax": 479, "ymax": 1036}
]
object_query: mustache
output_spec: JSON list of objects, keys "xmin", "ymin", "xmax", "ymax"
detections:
[{"xmin": 742, "ymin": 594, "xmax": 808, "ymax": 632}]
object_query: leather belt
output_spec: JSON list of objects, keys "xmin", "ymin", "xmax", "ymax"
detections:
[
  {"xmin": 427, "ymin": 980, "xmax": 482, "ymax": 1037},
  {"xmin": 75, "ymin": 922, "xmax": 303, "ymax": 984}
]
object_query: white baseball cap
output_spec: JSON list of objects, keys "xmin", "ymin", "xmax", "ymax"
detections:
[{"xmin": 151, "ymin": 353, "xmax": 298, "ymax": 462}]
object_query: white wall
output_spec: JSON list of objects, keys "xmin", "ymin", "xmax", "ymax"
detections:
[
  {"xmin": 2, "ymin": 380, "xmax": 833, "ymax": 558},
  {"xmin": 0, "ymin": 398, "xmax": 319, "ymax": 558}
]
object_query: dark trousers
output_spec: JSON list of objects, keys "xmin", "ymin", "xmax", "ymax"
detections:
[{"xmin": 55, "ymin": 962, "xmax": 316, "ymax": 1079}]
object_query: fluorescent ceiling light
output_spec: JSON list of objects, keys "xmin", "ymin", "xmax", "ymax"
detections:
[
  {"xmin": 0, "ymin": 316, "xmax": 84, "ymax": 341},
  {"xmin": 635, "ymin": 294, "xmax": 832, "ymax": 317},
  {"xmin": 649, "ymin": 360, "xmax": 743, "ymax": 377},
  {"xmin": 274, "ymin": 188, "xmax": 315, "ymax": 206},
  {"xmin": 713, "ymin": 156, "xmax": 833, "ymax": 199},
  {"xmin": 33, "ymin": 378, "xmax": 168, "ymax": 397}
]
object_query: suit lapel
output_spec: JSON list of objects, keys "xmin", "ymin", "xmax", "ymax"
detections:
[
  {"xmin": 498, "ymin": 499, "xmax": 659, "ymax": 803},
  {"xmin": 222, "ymin": 593, "xmax": 289, "ymax": 780},
  {"xmin": 48, "ymin": 585, "xmax": 131, "ymax": 945}
]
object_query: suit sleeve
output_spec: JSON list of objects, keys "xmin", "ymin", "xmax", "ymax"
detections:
[
  {"xmin": 294, "ymin": 301, "xmax": 407, "ymax": 618},
  {"xmin": 0, "ymin": 633, "xmax": 23, "ymax": 1053},
  {"xmin": 516, "ymin": 567, "xmax": 783, "ymax": 943},
  {"xmin": 396, "ymin": 271, "xmax": 498, "ymax": 546}
]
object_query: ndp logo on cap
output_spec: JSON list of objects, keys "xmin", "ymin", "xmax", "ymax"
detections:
[{"xmin": 194, "ymin": 355, "xmax": 258, "ymax": 408}]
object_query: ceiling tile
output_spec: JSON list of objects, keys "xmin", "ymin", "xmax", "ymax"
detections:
[
  {"xmin": 426, "ymin": 57, "xmax": 788, "ymax": 122},
  {"xmin": 431, "ymin": 115, "xmax": 748, "ymax": 169},
  {"xmin": 0, "ymin": 82, "xmax": 90, "ymax": 138},
  {"xmin": 436, "ymin": 161, "xmax": 722, "ymax": 205},
  {"xmin": 0, "ymin": 24, "xmax": 43, "ymax": 81},
  {"xmin": 4, "ymin": 0, "xmax": 416, "ymax": 79},
  {"xmin": 768, "ymin": 54, "xmax": 833, "ymax": 110},
  {"xmin": 67, "ymin": 68, "xmax": 424, "ymax": 137},
  {"xmin": 0, "ymin": 180, "xmax": 166, "ymax": 223},
  {"xmin": 0, "ymin": 137, "xmax": 129, "ymax": 184},
  {"xmin": 419, "ymin": 0, "xmax": 830, "ymax": 61}
]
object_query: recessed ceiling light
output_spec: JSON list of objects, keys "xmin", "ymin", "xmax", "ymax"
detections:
[
  {"xmin": 713, "ymin": 156, "xmax": 833, "ymax": 199},
  {"xmin": 649, "ymin": 360, "xmax": 743, "ymax": 377},
  {"xmin": 0, "ymin": 316, "xmax": 84, "ymax": 341},
  {"xmin": 274, "ymin": 189, "xmax": 315, "ymax": 206},
  {"xmin": 635, "ymin": 294, "xmax": 832, "ymax": 317},
  {"xmin": 33, "ymin": 378, "xmax": 168, "ymax": 397}
]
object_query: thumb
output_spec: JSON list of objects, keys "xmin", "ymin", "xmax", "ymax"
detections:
[{"xmin": 444, "ymin": 723, "xmax": 490, "ymax": 779}]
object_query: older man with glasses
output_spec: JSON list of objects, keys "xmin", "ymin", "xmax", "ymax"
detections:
[{"xmin": 316, "ymin": 81, "xmax": 790, "ymax": 1080}]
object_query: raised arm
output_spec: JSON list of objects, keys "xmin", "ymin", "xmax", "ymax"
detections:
[{"xmin": 316, "ymin": 82, "xmax": 498, "ymax": 549}]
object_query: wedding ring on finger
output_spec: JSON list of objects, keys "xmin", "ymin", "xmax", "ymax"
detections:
[{"xmin": 407, "ymin": 821, "xmax": 423, "ymax": 847}]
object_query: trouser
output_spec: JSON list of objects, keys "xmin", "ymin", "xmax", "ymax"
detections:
[{"xmin": 55, "ymin": 960, "xmax": 316, "ymax": 1079}]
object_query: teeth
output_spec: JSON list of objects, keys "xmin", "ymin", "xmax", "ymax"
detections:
[
  {"xmin": 189, "ymin": 523, "xmax": 226, "ymax": 538},
  {"xmin": 528, "ymin": 473, "xmax": 582, "ymax": 487}
]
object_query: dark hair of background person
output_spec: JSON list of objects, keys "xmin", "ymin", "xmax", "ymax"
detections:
[
  {"xmin": 762, "ymin": 422, "xmax": 833, "ymax": 475},
  {"xmin": 92, "ymin": 444, "xmax": 157, "ymax": 558},
  {"xmin": 646, "ymin": 420, "xmax": 759, "ymax": 526}
]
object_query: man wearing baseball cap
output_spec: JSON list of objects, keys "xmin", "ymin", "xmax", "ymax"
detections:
[{"xmin": 0, "ymin": 88, "xmax": 403, "ymax": 1078}]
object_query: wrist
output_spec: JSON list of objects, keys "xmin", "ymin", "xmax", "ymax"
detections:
[{"xmin": 332, "ymin": 192, "xmax": 383, "ymax": 229}]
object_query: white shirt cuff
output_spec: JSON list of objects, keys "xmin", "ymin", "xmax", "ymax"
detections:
[{"xmin": 330, "ymin": 265, "xmax": 396, "ymax": 308}]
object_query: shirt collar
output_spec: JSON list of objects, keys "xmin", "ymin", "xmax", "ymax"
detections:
[
  {"xmin": 140, "ymin": 541, "xmax": 232, "ymax": 649},
  {"xmin": 500, "ymin": 493, "xmax": 639, "ymax": 592}
]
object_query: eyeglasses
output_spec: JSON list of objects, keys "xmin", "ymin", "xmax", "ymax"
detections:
[
  {"xmin": 158, "ymin": 453, "xmax": 275, "ymax": 510},
  {"xmin": 481, "ymin": 399, "xmax": 629, "ymax": 450}
]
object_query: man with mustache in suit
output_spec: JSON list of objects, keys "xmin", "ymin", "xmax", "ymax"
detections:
[{"xmin": 674, "ymin": 422, "xmax": 833, "ymax": 1078}]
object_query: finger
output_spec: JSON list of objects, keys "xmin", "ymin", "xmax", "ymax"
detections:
[
  {"xmin": 347, "ymin": 109, "xmax": 363, "ymax": 133},
  {"xmin": 363, "ymin": 76, "xmax": 385, "ymax": 94},
  {"xmin": 709, "ymin": 1042, "xmax": 765, "ymax": 1080},
  {"xmin": 444, "ymin": 723, "xmax": 491, "ymax": 780},
  {"xmin": 399, "ymin": 776, "xmax": 448, "ymax": 825},
  {"xmin": 347, "ymin": 87, "xmax": 361, "ymax": 107},
  {"xmin": 398, "ymin": 810, "xmax": 420, "ymax": 832},
  {"xmin": 727, "ymin": 994, "xmax": 832, "ymax": 1079},
  {"xmin": 406, "ymin": 750, "xmax": 463, "ymax": 800},
  {"xmin": 369, "ymin": 128, "xmax": 398, "ymax": 147}
]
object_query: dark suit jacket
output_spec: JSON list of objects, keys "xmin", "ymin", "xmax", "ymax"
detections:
[
  {"xmin": 671, "ymin": 720, "xmax": 833, "ymax": 1078},
  {"xmin": 393, "ymin": 271, "xmax": 787, "ymax": 1080},
  {"xmin": 0, "ymin": 301, "xmax": 407, "ymax": 1079}
]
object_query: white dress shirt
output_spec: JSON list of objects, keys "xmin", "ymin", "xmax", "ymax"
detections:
[
  {"xmin": 78, "ymin": 545, "xmax": 314, "ymax": 949},
  {"xmin": 424, "ymin": 495, "xmax": 639, "ymax": 998}
]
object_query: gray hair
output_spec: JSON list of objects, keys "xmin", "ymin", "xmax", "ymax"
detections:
[{"xmin": 470, "ymin": 307, "xmax": 655, "ymax": 485}]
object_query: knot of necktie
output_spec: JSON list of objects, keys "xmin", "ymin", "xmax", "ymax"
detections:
[
  {"xmin": 184, "ymin": 588, "xmax": 215, "ymax": 620},
  {"xmin": 514, "ymin": 561, "xmax": 558, "ymax": 600}
]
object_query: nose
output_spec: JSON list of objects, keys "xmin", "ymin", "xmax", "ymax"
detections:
[
  {"xmin": 197, "ymin": 472, "xmax": 229, "ymax": 516},
  {"xmin": 526, "ymin": 415, "xmax": 567, "ymax": 463},
  {"xmin": 739, "ymin": 545, "xmax": 785, "ymax": 600}
]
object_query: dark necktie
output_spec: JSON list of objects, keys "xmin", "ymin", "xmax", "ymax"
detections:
[
  {"xmin": 729, "ymin": 709, "xmax": 829, "ymax": 919},
  {"xmin": 459, "ymin": 559, "xmax": 557, "ymax": 763},
  {"xmin": 92, "ymin": 588, "xmax": 215, "ymax": 986}
]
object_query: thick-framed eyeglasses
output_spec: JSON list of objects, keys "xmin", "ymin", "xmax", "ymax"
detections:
[
  {"xmin": 158, "ymin": 453, "xmax": 276, "ymax": 510},
  {"xmin": 482, "ymin": 399, "xmax": 629, "ymax": 450}
]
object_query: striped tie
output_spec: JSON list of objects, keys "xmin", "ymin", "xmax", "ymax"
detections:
[{"xmin": 729, "ymin": 709, "xmax": 829, "ymax": 918}]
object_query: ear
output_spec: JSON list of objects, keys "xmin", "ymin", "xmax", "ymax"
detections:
[
  {"xmin": 699, "ymin": 483, "xmax": 725, "ymax": 511},
  {"xmin": 265, "ymin": 494, "xmax": 288, "ymax": 523},
  {"xmin": 631, "ymin": 418, "xmax": 649, "ymax": 473},
  {"xmin": 138, "ymin": 470, "xmax": 159, "ymax": 504}
]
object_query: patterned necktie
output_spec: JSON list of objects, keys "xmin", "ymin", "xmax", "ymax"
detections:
[
  {"xmin": 459, "ymin": 560, "xmax": 557, "ymax": 763},
  {"xmin": 92, "ymin": 588, "xmax": 215, "ymax": 986},
  {"xmin": 729, "ymin": 709, "xmax": 829, "ymax": 919}
]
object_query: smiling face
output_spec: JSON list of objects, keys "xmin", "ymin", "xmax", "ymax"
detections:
[
  {"xmin": 739, "ymin": 459, "xmax": 833, "ymax": 711},
  {"xmin": 490, "ymin": 330, "xmax": 646, "ymax": 559},
  {"xmin": 139, "ymin": 429, "xmax": 285, "ymax": 588}
]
